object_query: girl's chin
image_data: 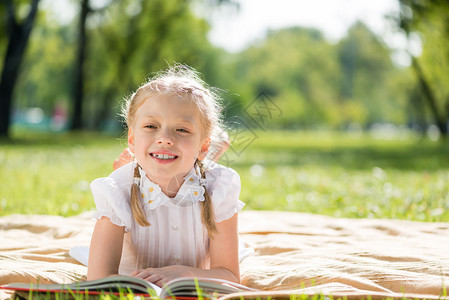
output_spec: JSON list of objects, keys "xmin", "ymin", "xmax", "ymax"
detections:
[{"xmin": 145, "ymin": 169, "xmax": 186, "ymax": 182}]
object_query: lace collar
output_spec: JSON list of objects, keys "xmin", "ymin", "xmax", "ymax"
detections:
[{"xmin": 135, "ymin": 164, "xmax": 207, "ymax": 210}]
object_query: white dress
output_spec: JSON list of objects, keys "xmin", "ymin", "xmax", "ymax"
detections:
[{"xmin": 90, "ymin": 162, "xmax": 244, "ymax": 275}]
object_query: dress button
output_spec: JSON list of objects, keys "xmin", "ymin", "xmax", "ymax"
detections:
[{"xmin": 171, "ymin": 225, "xmax": 178, "ymax": 231}]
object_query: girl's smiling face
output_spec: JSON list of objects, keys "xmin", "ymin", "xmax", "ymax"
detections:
[{"xmin": 128, "ymin": 93, "xmax": 208, "ymax": 196}]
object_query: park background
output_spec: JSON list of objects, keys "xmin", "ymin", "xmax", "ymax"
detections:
[{"xmin": 0, "ymin": 0, "xmax": 448, "ymax": 222}]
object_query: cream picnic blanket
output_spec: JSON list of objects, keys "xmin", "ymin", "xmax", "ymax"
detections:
[{"xmin": 0, "ymin": 210, "xmax": 448, "ymax": 299}]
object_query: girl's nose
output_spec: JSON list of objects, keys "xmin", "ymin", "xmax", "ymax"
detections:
[{"xmin": 157, "ymin": 129, "xmax": 174, "ymax": 145}]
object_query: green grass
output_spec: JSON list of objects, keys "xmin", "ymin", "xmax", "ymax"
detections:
[
  {"xmin": 0, "ymin": 131, "xmax": 125, "ymax": 216},
  {"xmin": 0, "ymin": 130, "xmax": 448, "ymax": 222}
]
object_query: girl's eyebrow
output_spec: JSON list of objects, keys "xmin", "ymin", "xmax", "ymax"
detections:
[{"xmin": 140, "ymin": 112, "xmax": 158, "ymax": 118}]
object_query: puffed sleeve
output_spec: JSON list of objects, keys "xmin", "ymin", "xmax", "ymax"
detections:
[
  {"xmin": 90, "ymin": 163, "xmax": 134, "ymax": 232},
  {"xmin": 206, "ymin": 164, "xmax": 245, "ymax": 223}
]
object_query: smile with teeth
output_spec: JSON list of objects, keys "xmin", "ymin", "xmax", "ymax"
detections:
[{"xmin": 151, "ymin": 153, "xmax": 178, "ymax": 160}]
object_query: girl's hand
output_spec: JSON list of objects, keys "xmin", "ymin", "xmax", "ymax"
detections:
[
  {"xmin": 113, "ymin": 148, "xmax": 133, "ymax": 170},
  {"xmin": 130, "ymin": 265, "xmax": 193, "ymax": 287}
]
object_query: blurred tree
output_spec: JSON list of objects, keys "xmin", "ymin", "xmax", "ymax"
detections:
[
  {"xmin": 233, "ymin": 27, "xmax": 342, "ymax": 128},
  {"xmin": 398, "ymin": 0, "xmax": 449, "ymax": 137},
  {"xmin": 14, "ymin": 21, "xmax": 74, "ymax": 114},
  {"xmin": 337, "ymin": 22, "xmax": 400, "ymax": 126},
  {"xmin": 0, "ymin": 0, "xmax": 40, "ymax": 138},
  {"xmin": 231, "ymin": 24, "xmax": 404, "ymax": 129},
  {"xmin": 70, "ymin": 0, "xmax": 90, "ymax": 130}
]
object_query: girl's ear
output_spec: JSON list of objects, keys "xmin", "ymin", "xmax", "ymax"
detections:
[
  {"xmin": 128, "ymin": 128, "xmax": 135, "ymax": 154},
  {"xmin": 198, "ymin": 138, "xmax": 211, "ymax": 161}
]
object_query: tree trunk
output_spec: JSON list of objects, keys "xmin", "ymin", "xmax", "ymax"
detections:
[
  {"xmin": 0, "ymin": 0, "xmax": 40, "ymax": 138},
  {"xmin": 70, "ymin": 0, "xmax": 89, "ymax": 130}
]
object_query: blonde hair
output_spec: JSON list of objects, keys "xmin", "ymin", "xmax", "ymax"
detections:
[{"xmin": 122, "ymin": 65, "xmax": 224, "ymax": 236}]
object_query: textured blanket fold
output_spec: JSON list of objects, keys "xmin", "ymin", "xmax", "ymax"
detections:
[{"xmin": 1, "ymin": 210, "xmax": 448, "ymax": 300}]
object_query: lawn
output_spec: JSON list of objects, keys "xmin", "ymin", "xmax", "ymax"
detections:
[{"xmin": 0, "ymin": 130, "xmax": 448, "ymax": 222}]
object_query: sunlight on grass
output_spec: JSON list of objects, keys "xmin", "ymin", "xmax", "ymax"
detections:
[{"xmin": 0, "ymin": 130, "xmax": 448, "ymax": 222}]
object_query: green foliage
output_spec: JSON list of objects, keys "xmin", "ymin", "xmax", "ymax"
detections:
[
  {"xmin": 1, "ymin": 130, "xmax": 447, "ymax": 222},
  {"xmin": 14, "ymin": 22, "xmax": 75, "ymax": 112},
  {"xmin": 229, "ymin": 24, "xmax": 410, "ymax": 129},
  {"xmin": 233, "ymin": 27, "xmax": 343, "ymax": 128},
  {"xmin": 414, "ymin": 3, "xmax": 449, "ymax": 123},
  {"xmin": 337, "ymin": 22, "xmax": 402, "ymax": 124},
  {"xmin": 398, "ymin": 0, "xmax": 449, "ymax": 132}
]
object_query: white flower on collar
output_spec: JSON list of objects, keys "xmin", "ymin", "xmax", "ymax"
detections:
[{"xmin": 136, "ymin": 165, "xmax": 206, "ymax": 210}]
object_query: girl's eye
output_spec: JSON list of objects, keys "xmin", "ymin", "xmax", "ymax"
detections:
[
  {"xmin": 177, "ymin": 128, "xmax": 190, "ymax": 133},
  {"xmin": 145, "ymin": 125, "xmax": 157, "ymax": 129}
]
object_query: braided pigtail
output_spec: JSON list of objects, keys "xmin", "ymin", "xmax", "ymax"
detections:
[
  {"xmin": 197, "ymin": 160, "xmax": 217, "ymax": 237},
  {"xmin": 131, "ymin": 164, "xmax": 150, "ymax": 227}
]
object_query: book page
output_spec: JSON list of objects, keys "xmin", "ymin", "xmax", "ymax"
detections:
[{"xmin": 149, "ymin": 282, "xmax": 162, "ymax": 295}]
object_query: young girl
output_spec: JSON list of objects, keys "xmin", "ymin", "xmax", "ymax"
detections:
[{"xmin": 87, "ymin": 65, "xmax": 244, "ymax": 287}]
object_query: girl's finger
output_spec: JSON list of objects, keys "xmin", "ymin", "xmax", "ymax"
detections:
[
  {"xmin": 130, "ymin": 269, "xmax": 146, "ymax": 276},
  {"xmin": 145, "ymin": 274, "xmax": 162, "ymax": 285},
  {"xmin": 153, "ymin": 279, "xmax": 164, "ymax": 288},
  {"xmin": 134, "ymin": 270, "xmax": 153, "ymax": 279}
]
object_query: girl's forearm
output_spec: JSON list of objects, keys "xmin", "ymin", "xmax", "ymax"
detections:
[
  {"xmin": 162, "ymin": 265, "xmax": 240, "ymax": 283},
  {"xmin": 182, "ymin": 266, "xmax": 240, "ymax": 283}
]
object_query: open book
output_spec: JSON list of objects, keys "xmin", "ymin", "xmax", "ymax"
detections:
[{"xmin": 0, "ymin": 275, "xmax": 255, "ymax": 299}]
